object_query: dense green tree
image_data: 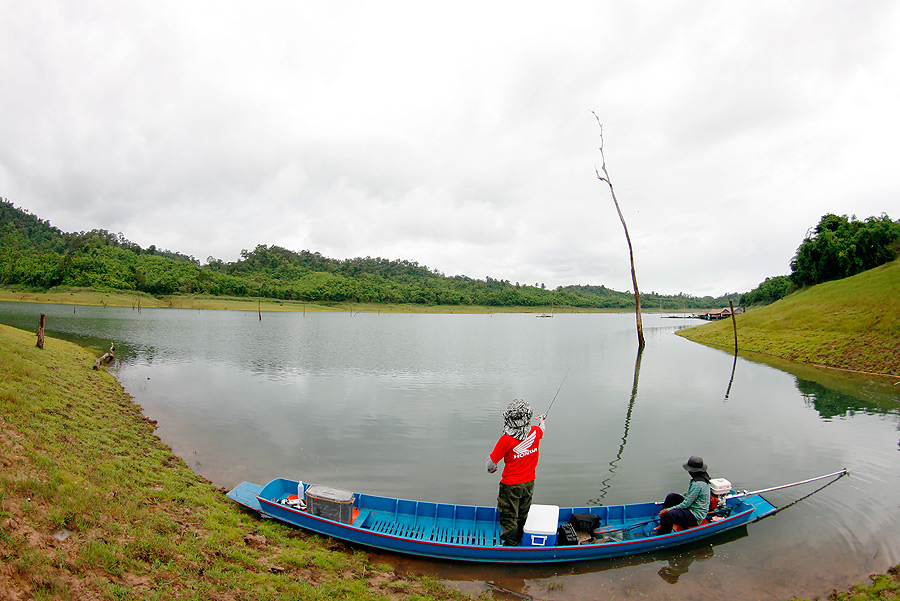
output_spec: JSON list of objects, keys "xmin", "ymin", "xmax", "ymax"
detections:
[
  {"xmin": 1, "ymin": 198, "xmax": 743, "ymax": 309},
  {"xmin": 741, "ymin": 275, "xmax": 794, "ymax": 307},
  {"xmin": 790, "ymin": 213, "xmax": 900, "ymax": 287}
]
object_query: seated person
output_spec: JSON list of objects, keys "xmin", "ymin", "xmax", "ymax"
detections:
[{"xmin": 657, "ymin": 456, "xmax": 711, "ymax": 535}]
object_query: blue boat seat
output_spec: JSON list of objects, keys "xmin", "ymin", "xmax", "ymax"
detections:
[{"xmin": 352, "ymin": 509, "xmax": 371, "ymax": 526}]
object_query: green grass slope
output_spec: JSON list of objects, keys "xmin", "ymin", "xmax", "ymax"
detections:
[
  {"xmin": 0, "ymin": 324, "xmax": 465, "ymax": 601},
  {"xmin": 678, "ymin": 258, "xmax": 900, "ymax": 377}
]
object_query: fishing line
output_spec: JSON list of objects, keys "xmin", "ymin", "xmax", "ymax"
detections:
[{"xmin": 543, "ymin": 369, "xmax": 570, "ymax": 418}]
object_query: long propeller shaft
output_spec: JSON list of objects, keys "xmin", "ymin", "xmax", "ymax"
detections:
[{"xmin": 730, "ymin": 469, "xmax": 849, "ymax": 498}]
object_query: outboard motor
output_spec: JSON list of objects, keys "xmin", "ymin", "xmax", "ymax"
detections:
[
  {"xmin": 710, "ymin": 477, "xmax": 732, "ymax": 497},
  {"xmin": 709, "ymin": 478, "xmax": 733, "ymax": 516}
]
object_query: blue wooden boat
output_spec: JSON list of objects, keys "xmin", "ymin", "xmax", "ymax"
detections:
[{"xmin": 226, "ymin": 477, "xmax": 790, "ymax": 563}]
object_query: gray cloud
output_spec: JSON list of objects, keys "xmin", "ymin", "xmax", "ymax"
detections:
[{"xmin": 2, "ymin": 1, "xmax": 898, "ymax": 296}]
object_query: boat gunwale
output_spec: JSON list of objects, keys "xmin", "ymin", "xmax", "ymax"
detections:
[{"xmin": 252, "ymin": 482, "xmax": 770, "ymax": 561}]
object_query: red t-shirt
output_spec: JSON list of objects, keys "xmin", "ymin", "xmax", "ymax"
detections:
[{"xmin": 490, "ymin": 425, "xmax": 544, "ymax": 485}]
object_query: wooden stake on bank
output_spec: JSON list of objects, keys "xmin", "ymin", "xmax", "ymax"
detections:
[{"xmin": 36, "ymin": 314, "xmax": 46, "ymax": 349}]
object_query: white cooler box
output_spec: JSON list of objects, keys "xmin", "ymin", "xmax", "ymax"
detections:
[{"xmin": 522, "ymin": 504, "xmax": 560, "ymax": 547}]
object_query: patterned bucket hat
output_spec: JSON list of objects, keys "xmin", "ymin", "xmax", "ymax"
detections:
[{"xmin": 503, "ymin": 399, "xmax": 533, "ymax": 440}]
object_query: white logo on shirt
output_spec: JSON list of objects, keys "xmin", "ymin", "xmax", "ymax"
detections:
[{"xmin": 512, "ymin": 431, "xmax": 537, "ymax": 458}]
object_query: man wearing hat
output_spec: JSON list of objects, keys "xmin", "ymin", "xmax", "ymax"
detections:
[
  {"xmin": 486, "ymin": 399, "xmax": 546, "ymax": 546},
  {"xmin": 657, "ymin": 456, "xmax": 712, "ymax": 535}
]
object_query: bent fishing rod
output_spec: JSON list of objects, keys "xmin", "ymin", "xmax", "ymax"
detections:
[{"xmin": 542, "ymin": 369, "xmax": 570, "ymax": 419}]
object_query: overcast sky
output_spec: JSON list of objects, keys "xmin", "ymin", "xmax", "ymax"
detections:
[{"xmin": 1, "ymin": 2, "xmax": 898, "ymax": 296}]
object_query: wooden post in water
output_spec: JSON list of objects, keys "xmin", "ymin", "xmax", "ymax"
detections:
[
  {"xmin": 93, "ymin": 342, "xmax": 115, "ymax": 370},
  {"xmin": 729, "ymin": 300, "xmax": 738, "ymax": 353},
  {"xmin": 36, "ymin": 314, "xmax": 46, "ymax": 349},
  {"xmin": 258, "ymin": 300, "xmax": 262, "ymax": 321}
]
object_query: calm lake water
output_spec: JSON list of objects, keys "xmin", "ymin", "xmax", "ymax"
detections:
[{"xmin": 2, "ymin": 300, "xmax": 899, "ymax": 600}]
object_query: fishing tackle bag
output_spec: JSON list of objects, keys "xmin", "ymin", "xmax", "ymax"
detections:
[
  {"xmin": 556, "ymin": 523, "xmax": 579, "ymax": 546},
  {"xmin": 569, "ymin": 513, "xmax": 601, "ymax": 535}
]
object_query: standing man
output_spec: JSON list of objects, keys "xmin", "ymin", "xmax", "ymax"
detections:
[{"xmin": 486, "ymin": 399, "xmax": 546, "ymax": 546}]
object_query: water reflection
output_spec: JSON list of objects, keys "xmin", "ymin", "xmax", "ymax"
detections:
[
  {"xmin": 729, "ymin": 348, "xmax": 900, "ymax": 418},
  {"xmin": 724, "ymin": 351, "xmax": 738, "ymax": 400},
  {"xmin": 796, "ymin": 377, "xmax": 900, "ymax": 419},
  {"xmin": 592, "ymin": 347, "xmax": 643, "ymax": 503},
  {"xmin": 378, "ymin": 526, "xmax": 749, "ymax": 597},
  {"xmin": 656, "ymin": 542, "xmax": 714, "ymax": 584}
]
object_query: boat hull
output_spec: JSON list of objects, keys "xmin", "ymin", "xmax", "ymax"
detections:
[{"xmin": 227, "ymin": 478, "xmax": 776, "ymax": 563}]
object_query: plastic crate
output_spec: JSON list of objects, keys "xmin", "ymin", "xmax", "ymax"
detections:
[{"xmin": 305, "ymin": 485, "xmax": 355, "ymax": 524}]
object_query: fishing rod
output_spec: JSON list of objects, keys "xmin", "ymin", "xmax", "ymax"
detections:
[
  {"xmin": 728, "ymin": 469, "xmax": 849, "ymax": 499},
  {"xmin": 594, "ymin": 518, "xmax": 659, "ymax": 536},
  {"xmin": 543, "ymin": 369, "xmax": 570, "ymax": 418}
]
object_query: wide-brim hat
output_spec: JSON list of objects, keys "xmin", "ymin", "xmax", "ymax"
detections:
[
  {"xmin": 502, "ymin": 399, "xmax": 533, "ymax": 440},
  {"xmin": 682, "ymin": 456, "xmax": 708, "ymax": 473},
  {"xmin": 503, "ymin": 399, "xmax": 533, "ymax": 425}
]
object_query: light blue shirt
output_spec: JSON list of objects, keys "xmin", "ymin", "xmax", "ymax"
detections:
[{"xmin": 672, "ymin": 479, "xmax": 711, "ymax": 524}]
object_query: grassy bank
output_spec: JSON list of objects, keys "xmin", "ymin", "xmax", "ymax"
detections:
[
  {"xmin": 0, "ymin": 323, "xmax": 470, "ymax": 601},
  {"xmin": 677, "ymin": 258, "xmax": 900, "ymax": 377}
]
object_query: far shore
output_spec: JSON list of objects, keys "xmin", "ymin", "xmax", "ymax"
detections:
[{"xmin": 0, "ymin": 287, "xmax": 671, "ymax": 315}]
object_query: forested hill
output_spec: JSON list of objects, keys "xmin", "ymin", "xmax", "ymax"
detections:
[
  {"xmin": 0, "ymin": 199, "xmax": 737, "ymax": 309},
  {"xmin": 678, "ymin": 257, "xmax": 900, "ymax": 376}
]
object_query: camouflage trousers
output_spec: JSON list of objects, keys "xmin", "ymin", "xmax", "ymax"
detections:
[{"xmin": 497, "ymin": 480, "xmax": 535, "ymax": 546}]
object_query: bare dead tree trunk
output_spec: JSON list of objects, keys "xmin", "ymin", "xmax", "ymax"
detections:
[
  {"xmin": 591, "ymin": 112, "xmax": 645, "ymax": 350},
  {"xmin": 36, "ymin": 314, "xmax": 46, "ymax": 349}
]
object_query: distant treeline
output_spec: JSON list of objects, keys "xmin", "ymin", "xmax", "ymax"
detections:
[
  {"xmin": 0, "ymin": 199, "xmax": 741, "ymax": 309},
  {"xmin": 741, "ymin": 213, "xmax": 900, "ymax": 307}
]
